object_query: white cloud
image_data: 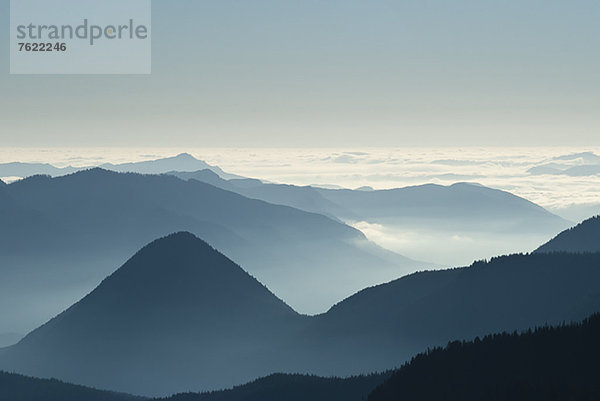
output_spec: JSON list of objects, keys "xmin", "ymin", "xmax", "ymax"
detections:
[{"xmin": 3, "ymin": 146, "xmax": 600, "ymax": 214}]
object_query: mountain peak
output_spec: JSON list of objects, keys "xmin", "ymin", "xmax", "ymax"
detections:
[
  {"xmin": 17, "ymin": 232, "xmax": 297, "ymax": 344},
  {"xmin": 174, "ymin": 153, "xmax": 197, "ymax": 160},
  {"xmin": 96, "ymin": 231, "xmax": 257, "ymax": 293},
  {"xmin": 3, "ymin": 232, "xmax": 301, "ymax": 395}
]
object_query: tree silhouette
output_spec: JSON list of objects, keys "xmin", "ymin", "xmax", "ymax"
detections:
[{"xmin": 369, "ymin": 314, "xmax": 600, "ymax": 401}]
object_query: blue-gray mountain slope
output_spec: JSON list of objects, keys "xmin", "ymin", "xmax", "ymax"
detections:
[
  {"xmin": 0, "ymin": 169, "xmax": 420, "ymax": 333},
  {"xmin": 2, "ymin": 234, "xmax": 599, "ymax": 396}
]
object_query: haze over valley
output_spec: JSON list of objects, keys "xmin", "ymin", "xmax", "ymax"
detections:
[
  {"xmin": 1, "ymin": 0, "xmax": 599, "ymax": 399},
  {"xmin": 1, "ymin": 150, "xmax": 599, "ymax": 399}
]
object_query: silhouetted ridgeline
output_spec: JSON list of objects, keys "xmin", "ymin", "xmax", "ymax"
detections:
[
  {"xmin": 170, "ymin": 170, "xmax": 569, "ymax": 233},
  {"xmin": 315, "ymin": 182, "xmax": 567, "ymax": 228},
  {"xmin": 535, "ymin": 215, "xmax": 600, "ymax": 253},
  {"xmin": 4, "ymin": 312, "xmax": 600, "ymax": 401},
  {"xmin": 368, "ymin": 314, "xmax": 600, "ymax": 401},
  {"xmin": 100, "ymin": 153, "xmax": 242, "ymax": 180},
  {"xmin": 0, "ymin": 153, "xmax": 234, "ymax": 180},
  {"xmin": 1, "ymin": 154, "xmax": 568, "ymax": 233},
  {"xmin": 161, "ymin": 373, "xmax": 389, "ymax": 401},
  {"xmin": 2, "ymin": 232, "xmax": 600, "ymax": 396},
  {"xmin": 0, "ymin": 162, "xmax": 77, "ymax": 178},
  {"xmin": 0, "ymin": 232, "xmax": 304, "ymax": 396},
  {"xmin": 169, "ymin": 169, "xmax": 357, "ymax": 221},
  {"xmin": 0, "ymin": 168, "xmax": 418, "ymax": 334},
  {"xmin": 1, "ymin": 163, "xmax": 574, "ymax": 336},
  {"xmin": 315, "ymin": 252, "xmax": 600, "ymax": 359},
  {"xmin": 0, "ymin": 371, "xmax": 139, "ymax": 401}
]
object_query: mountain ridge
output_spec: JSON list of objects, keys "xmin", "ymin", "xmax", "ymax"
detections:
[
  {"xmin": 170, "ymin": 169, "xmax": 568, "ymax": 231},
  {"xmin": 0, "ymin": 154, "xmax": 240, "ymax": 180},
  {"xmin": 1, "ymin": 168, "xmax": 420, "ymax": 333},
  {"xmin": 2, "ymin": 232, "xmax": 306, "ymax": 396},
  {"xmin": 3, "ymin": 234, "xmax": 600, "ymax": 396},
  {"xmin": 535, "ymin": 215, "xmax": 600, "ymax": 253}
]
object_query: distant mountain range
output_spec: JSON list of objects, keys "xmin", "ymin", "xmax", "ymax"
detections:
[
  {"xmin": 99, "ymin": 154, "xmax": 243, "ymax": 180},
  {"xmin": 368, "ymin": 313, "xmax": 600, "ymax": 401},
  {"xmin": 316, "ymin": 183, "xmax": 567, "ymax": 231},
  {"xmin": 169, "ymin": 170, "xmax": 347, "ymax": 221},
  {"xmin": 0, "ymin": 169, "xmax": 420, "ymax": 333},
  {"xmin": 528, "ymin": 164, "xmax": 600, "ymax": 177},
  {"xmin": 528, "ymin": 152, "xmax": 600, "ymax": 177},
  {"xmin": 2, "ymin": 154, "xmax": 573, "ymax": 268},
  {"xmin": 171, "ymin": 168, "xmax": 573, "ymax": 266},
  {"xmin": 170, "ymin": 169, "xmax": 569, "ymax": 233},
  {"xmin": 1, "ymin": 154, "xmax": 570, "ymax": 234},
  {"xmin": 0, "ymin": 153, "xmax": 240, "ymax": 180},
  {"xmin": 535, "ymin": 215, "xmax": 600, "ymax": 253},
  {"xmin": 0, "ymin": 162, "xmax": 78, "ymax": 179},
  {"xmin": 2, "ymin": 232, "xmax": 599, "ymax": 396}
]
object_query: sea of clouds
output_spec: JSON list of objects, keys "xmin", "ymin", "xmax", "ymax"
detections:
[
  {"xmin": 2, "ymin": 147, "xmax": 600, "ymax": 265},
  {"xmin": 2, "ymin": 146, "xmax": 599, "ymax": 216}
]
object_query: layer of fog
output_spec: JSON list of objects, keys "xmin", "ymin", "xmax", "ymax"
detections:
[{"xmin": 351, "ymin": 220, "xmax": 558, "ymax": 267}]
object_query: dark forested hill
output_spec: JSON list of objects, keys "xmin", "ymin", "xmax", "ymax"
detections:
[
  {"xmin": 0, "ymin": 371, "xmax": 139, "ymax": 401},
  {"xmin": 0, "ymin": 370, "xmax": 389, "ymax": 401},
  {"xmin": 307, "ymin": 252, "xmax": 600, "ymax": 376},
  {"xmin": 535, "ymin": 215, "xmax": 600, "ymax": 253},
  {"xmin": 162, "ymin": 373, "xmax": 389, "ymax": 401},
  {"xmin": 368, "ymin": 314, "xmax": 600, "ymax": 401}
]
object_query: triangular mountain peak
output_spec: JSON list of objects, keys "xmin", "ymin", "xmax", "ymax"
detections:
[
  {"xmin": 174, "ymin": 152, "xmax": 198, "ymax": 160},
  {"xmin": 1, "ymin": 233, "xmax": 303, "ymax": 395},
  {"xmin": 48, "ymin": 232, "xmax": 298, "ymax": 327}
]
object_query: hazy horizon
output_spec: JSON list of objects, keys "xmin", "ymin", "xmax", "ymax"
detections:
[
  {"xmin": 2, "ymin": 145, "xmax": 600, "ymax": 266},
  {"xmin": 2, "ymin": 146, "xmax": 600, "ymax": 212}
]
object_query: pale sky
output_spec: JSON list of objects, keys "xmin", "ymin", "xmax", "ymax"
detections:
[{"xmin": 1, "ymin": 0, "xmax": 599, "ymax": 147}]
